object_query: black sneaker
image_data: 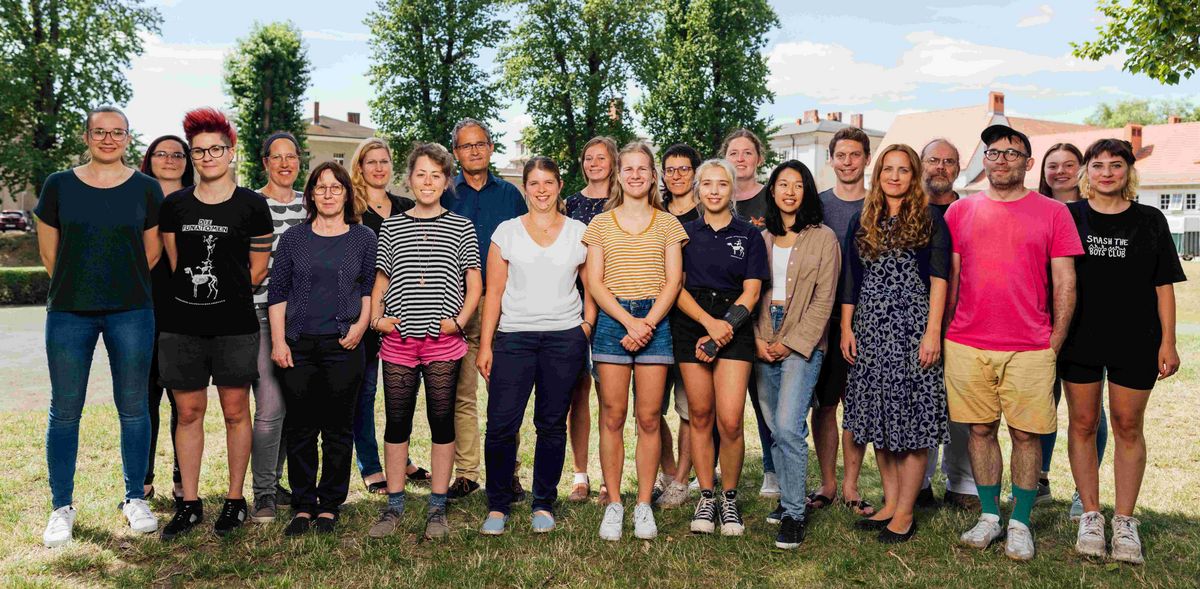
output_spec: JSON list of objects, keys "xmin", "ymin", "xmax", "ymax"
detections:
[
  {"xmin": 1035, "ymin": 477, "xmax": 1052, "ymax": 505},
  {"xmin": 775, "ymin": 515, "xmax": 807, "ymax": 549},
  {"xmin": 283, "ymin": 516, "xmax": 310, "ymax": 537},
  {"xmin": 213, "ymin": 498, "xmax": 248, "ymax": 537},
  {"xmin": 447, "ymin": 477, "xmax": 480, "ymax": 500},
  {"xmin": 766, "ymin": 503, "xmax": 785, "ymax": 525},
  {"xmin": 720, "ymin": 490, "xmax": 744, "ymax": 536},
  {"xmin": 161, "ymin": 500, "xmax": 203, "ymax": 541},
  {"xmin": 689, "ymin": 490, "xmax": 718, "ymax": 534},
  {"xmin": 275, "ymin": 484, "xmax": 293, "ymax": 507},
  {"xmin": 313, "ymin": 517, "xmax": 337, "ymax": 534},
  {"xmin": 916, "ymin": 487, "xmax": 939, "ymax": 509}
]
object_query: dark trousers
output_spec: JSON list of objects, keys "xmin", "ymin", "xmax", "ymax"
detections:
[
  {"xmin": 485, "ymin": 327, "xmax": 588, "ymax": 515},
  {"xmin": 147, "ymin": 333, "xmax": 180, "ymax": 486},
  {"xmin": 281, "ymin": 334, "xmax": 363, "ymax": 516}
]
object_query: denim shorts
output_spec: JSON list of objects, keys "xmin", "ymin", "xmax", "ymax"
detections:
[{"xmin": 592, "ymin": 298, "xmax": 674, "ymax": 365}]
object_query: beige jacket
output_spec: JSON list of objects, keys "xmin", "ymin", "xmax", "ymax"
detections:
[{"xmin": 754, "ymin": 224, "xmax": 841, "ymax": 358}]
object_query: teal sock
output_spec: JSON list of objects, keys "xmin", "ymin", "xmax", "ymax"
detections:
[
  {"xmin": 428, "ymin": 492, "xmax": 448, "ymax": 511},
  {"xmin": 387, "ymin": 491, "xmax": 406, "ymax": 513},
  {"xmin": 978, "ymin": 484, "xmax": 1001, "ymax": 518},
  {"xmin": 1011, "ymin": 485, "xmax": 1037, "ymax": 526}
]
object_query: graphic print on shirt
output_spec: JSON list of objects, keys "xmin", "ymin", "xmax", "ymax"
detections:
[
  {"xmin": 727, "ymin": 236, "xmax": 746, "ymax": 259},
  {"xmin": 184, "ymin": 234, "xmax": 220, "ymax": 300},
  {"xmin": 1086, "ymin": 234, "xmax": 1127, "ymax": 258}
]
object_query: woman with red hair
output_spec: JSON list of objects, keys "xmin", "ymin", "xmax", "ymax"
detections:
[{"xmin": 158, "ymin": 108, "xmax": 274, "ymax": 540}]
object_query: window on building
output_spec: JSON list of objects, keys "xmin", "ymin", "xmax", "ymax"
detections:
[
  {"xmin": 1160, "ymin": 194, "xmax": 1171, "ymax": 209},
  {"xmin": 1170, "ymin": 193, "xmax": 1184, "ymax": 210},
  {"xmin": 1187, "ymin": 193, "xmax": 1197, "ymax": 211},
  {"xmin": 333, "ymin": 152, "xmax": 345, "ymax": 166}
]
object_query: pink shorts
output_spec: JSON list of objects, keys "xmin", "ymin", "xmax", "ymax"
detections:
[{"xmin": 379, "ymin": 332, "xmax": 468, "ymax": 368}]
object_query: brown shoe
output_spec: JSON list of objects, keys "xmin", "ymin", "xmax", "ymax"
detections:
[
  {"xmin": 568, "ymin": 482, "xmax": 590, "ymax": 503},
  {"xmin": 944, "ymin": 491, "xmax": 982, "ymax": 512}
]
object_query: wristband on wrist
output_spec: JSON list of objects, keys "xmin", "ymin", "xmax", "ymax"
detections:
[
  {"xmin": 452, "ymin": 317, "xmax": 463, "ymax": 334},
  {"xmin": 722, "ymin": 304, "xmax": 750, "ymax": 331}
]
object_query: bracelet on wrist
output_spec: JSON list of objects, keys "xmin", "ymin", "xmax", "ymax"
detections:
[{"xmin": 452, "ymin": 318, "xmax": 464, "ymax": 334}]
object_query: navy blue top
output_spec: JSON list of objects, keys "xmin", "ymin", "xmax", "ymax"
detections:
[
  {"xmin": 268, "ymin": 223, "xmax": 377, "ymax": 341},
  {"xmin": 681, "ymin": 213, "xmax": 770, "ymax": 292},
  {"xmin": 839, "ymin": 206, "xmax": 951, "ymax": 306},
  {"xmin": 440, "ymin": 172, "xmax": 527, "ymax": 283},
  {"xmin": 302, "ymin": 233, "xmax": 349, "ymax": 335}
]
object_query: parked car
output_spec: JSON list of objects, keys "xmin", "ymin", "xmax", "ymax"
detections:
[{"xmin": 0, "ymin": 210, "xmax": 31, "ymax": 232}]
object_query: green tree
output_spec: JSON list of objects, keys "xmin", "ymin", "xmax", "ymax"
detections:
[
  {"xmin": 635, "ymin": 0, "xmax": 778, "ymax": 160},
  {"xmin": 1085, "ymin": 98, "xmax": 1200, "ymax": 128},
  {"xmin": 223, "ymin": 21, "xmax": 312, "ymax": 189},
  {"xmin": 0, "ymin": 0, "xmax": 161, "ymax": 203},
  {"xmin": 365, "ymin": 0, "xmax": 505, "ymax": 158},
  {"xmin": 1072, "ymin": 0, "xmax": 1200, "ymax": 85},
  {"xmin": 499, "ymin": 0, "xmax": 649, "ymax": 193}
]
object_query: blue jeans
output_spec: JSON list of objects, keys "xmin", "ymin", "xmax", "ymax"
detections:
[
  {"xmin": 353, "ymin": 331, "xmax": 385, "ymax": 478},
  {"xmin": 485, "ymin": 327, "xmax": 588, "ymax": 514},
  {"xmin": 46, "ymin": 309, "xmax": 155, "ymax": 509},
  {"xmin": 755, "ymin": 305, "xmax": 823, "ymax": 520}
]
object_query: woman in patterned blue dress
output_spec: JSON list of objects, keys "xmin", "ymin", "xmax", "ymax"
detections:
[{"xmin": 839, "ymin": 143, "xmax": 950, "ymax": 543}]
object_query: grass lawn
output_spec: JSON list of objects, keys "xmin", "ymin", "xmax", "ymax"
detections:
[
  {"xmin": 2, "ymin": 344, "xmax": 1199, "ymax": 586},
  {"xmin": 1175, "ymin": 261, "xmax": 1200, "ymax": 325}
]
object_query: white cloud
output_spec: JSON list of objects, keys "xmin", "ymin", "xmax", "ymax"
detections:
[
  {"xmin": 302, "ymin": 29, "xmax": 370, "ymax": 43},
  {"xmin": 767, "ymin": 31, "xmax": 1123, "ymax": 104},
  {"xmin": 125, "ymin": 34, "xmax": 231, "ymax": 138},
  {"xmin": 1017, "ymin": 4, "xmax": 1054, "ymax": 28}
]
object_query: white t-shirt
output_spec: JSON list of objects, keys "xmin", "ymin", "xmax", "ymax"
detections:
[
  {"xmin": 492, "ymin": 216, "xmax": 588, "ymax": 333},
  {"xmin": 772, "ymin": 244, "xmax": 790, "ymax": 301}
]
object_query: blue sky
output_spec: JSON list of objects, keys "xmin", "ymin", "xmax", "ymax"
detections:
[{"xmin": 127, "ymin": 0, "xmax": 1200, "ymax": 163}]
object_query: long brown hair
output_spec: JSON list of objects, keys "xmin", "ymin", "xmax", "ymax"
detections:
[
  {"xmin": 1037, "ymin": 142, "xmax": 1083, "ymax": 197},
  {"xmin": 856, "ymin": 143, "xmax": 931, "ymax": 260},
  {"xmin": 607, "ymin": 141, "xmax": 664, "ymax": 211}
]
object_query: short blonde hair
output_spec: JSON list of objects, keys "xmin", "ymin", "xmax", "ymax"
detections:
[
  {"xmin": 693, "ymin": 159, "xmax": 737, "ymax": 213},
  {"xmin": 1079, "ymin": 138, "xmax": 1141, "ymax": 201}
]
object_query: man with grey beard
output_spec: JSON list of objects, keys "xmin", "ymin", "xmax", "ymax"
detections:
[{"xmin": 917, "ymin": 138, "xmax": 979, "ymax": 511}]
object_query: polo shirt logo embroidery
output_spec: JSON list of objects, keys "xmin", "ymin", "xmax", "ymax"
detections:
[{"xmin": 726, "ymin": 237, "xmax": 746, "ymax": 259}]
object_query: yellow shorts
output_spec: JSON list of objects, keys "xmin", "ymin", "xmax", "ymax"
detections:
[{"xmin": 943, "ymin": 339, "xmax": 1057, "ymax": 434}]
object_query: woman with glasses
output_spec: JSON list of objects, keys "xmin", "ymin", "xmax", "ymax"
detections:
[
  {"xmin": 348, "ymin": 137, "xmax": 431, "ymax": 497},
  {"xmin": 245, "ymin": 132, "xmax": 308, "ymax": 523},
  {"xmin": 158, "ymin": 108, "xmax": 274, "ymax": 540},
  {"xmin": 37, "ymin": 106, "xmax": 164, "ymax": 547},
  {"xmin": 268, "ymin": 162, "xmax": 377, "ymax": 536},
  {"xmin": 137, "ymin": 135, "xmax": 194, "ymax": 505}
]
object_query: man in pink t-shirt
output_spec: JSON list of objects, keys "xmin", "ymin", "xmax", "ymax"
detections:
[{"xmin": 942, "ymin": 124, "xmax": 1083, "ymax": 561}]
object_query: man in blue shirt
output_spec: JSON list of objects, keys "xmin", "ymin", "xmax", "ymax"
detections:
[{"xmin": 440, "ymin": 118, "xmax": 527, "ymax": 499}]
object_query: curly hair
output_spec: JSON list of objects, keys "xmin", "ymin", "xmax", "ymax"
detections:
[{"xmin": 855, "ymin": 143, "xmax": 932, "ymax": 260}]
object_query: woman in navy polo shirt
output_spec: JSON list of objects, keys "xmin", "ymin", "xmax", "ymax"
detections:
[{"xmin": 673, "ymin": 159, "xmax": 768, "ymax": 536}]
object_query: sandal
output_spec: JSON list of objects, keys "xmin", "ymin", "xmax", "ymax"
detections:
[
  {"xmin": 844, "ymin": 498, "xmax": 876, "ymax": 517},
  {"xmin": 363, "ymin": 478, "xmax": 388, "ymax": 495},
  {"xmin": 407, "ymin": 467, "xmax": 432, "ymax": 486},
  {"xmin": 806, "ymin": 492, "xmax": 835, "ymax": 510}
]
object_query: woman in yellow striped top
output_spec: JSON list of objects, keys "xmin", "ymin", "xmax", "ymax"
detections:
[{"xmin": 582, "ymin": 141, "xmax": 688, "ymax": 541}]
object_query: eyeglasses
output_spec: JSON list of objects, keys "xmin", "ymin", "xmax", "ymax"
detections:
[
  {"xmin": 313, "ymin": 185, "xmax": 345, "ymax": 196},
  {"xmin": 267, "ymin": 154, "xmax": 299, "ymax": 164},
  {"xmin": 363, "ymin": 158, "xmax": 391, "ymax": 168},
  {"xmin": 455, "ymin": 141, "xmax": 491, "ymax": 152},
  {"xmin": 152, "ymin": 151, "xmax": 186, "ymax": 161},
  {"xmin": 664, "ymin": 166, "xmax": 694, "ymax": 176},
  {"xmin": 924, "ymin": 157, "xmax": 958, "ymax": 168},
  {"xmin": 89, "ymin": 128, "xmax": 128, "ymax": 141},
  {"xmin": 190, "ymin": 145, "xmax": 230, "ymax": 160},
  {"xmin": 983, "ymin": 148, "xmax": 1028, "ymax": 162}
]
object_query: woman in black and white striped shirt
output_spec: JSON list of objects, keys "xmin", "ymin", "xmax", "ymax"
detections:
[{"xmin": 366, "ymin": 142, "xmax": 482, "ymax": 541}]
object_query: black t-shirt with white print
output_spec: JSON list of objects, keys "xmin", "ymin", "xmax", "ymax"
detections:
[
  {"xmin": 1061, "ymin": 201, "xmax": 1186, "ymax": 365},
  {"xmin": 159, "ymin": 186, "xmax": 273, "ymax": 336},
  {"xmin": 376, "ymin": 210, "xmax": 480, "ymax": 338}
]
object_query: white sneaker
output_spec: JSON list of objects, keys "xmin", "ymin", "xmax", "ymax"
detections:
[
  {"xmin": 43, "ymin": 505, "xmax": 77, "ymax": 548},
  {"xmin": 960, "ymin": 514, "xmax": 1003, "ymax": 549},
  {"xmin": 759, "ymin": 472, "xmax": 781, "ymax": 499},
  {"xmin": 633, "ymin": 502, "xmax": 657, "ymax": 540},
  {"xmin": 1111, "ymin": 515, "xmax": 1144, "ymax": 564},
  {"xmin": 1005, "ymin": 520, "xmax": 1036, "ymax": 561},
  {"xmin": 598, "ymin": 503, "xmax": 623, "ymax": 541},
  {"xmin": 1075, "ymin": 511, "xmax": 1106, "ymax": 558},
  {"xmin": 121, "ymin": 498, "xmax": 159, "ymax": 534},
  {"xmin": 656, "ymin": 480, "xmax": 690, "ymax": 508}
]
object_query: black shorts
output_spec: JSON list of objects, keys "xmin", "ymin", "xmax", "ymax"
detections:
[
  {"xmin": 1058, "ymin": 357, "xmax": 1158, "ymax": 391},
  {"xmin": 671, "ymin": 288, "xmax": 755, "ymax": 364},
  {"xmin": 813, "ymin": 315, "xmax": 847, "ymax": 408},
  {"xmin": 158, "ymin": 331, "xmax": 260, "ymax": 390}
]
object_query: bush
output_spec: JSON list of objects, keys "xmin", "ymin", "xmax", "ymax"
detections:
[{"xmin": 0, "ymin": 267, "xmax": 49, "ymax": 305}]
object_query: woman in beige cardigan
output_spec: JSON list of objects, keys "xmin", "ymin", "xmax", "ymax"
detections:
[{"xmin": 753, "ymin": 160, "xmax": 840, "ymax": 550}]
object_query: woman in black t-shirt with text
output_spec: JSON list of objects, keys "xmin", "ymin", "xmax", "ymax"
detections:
[{"xmin": 1060, "ymin": 138, "xmax": 1185, "ymax": 565}]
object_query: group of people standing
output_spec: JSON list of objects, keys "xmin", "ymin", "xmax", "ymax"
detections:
[{"xmin": 37, "ymin": 105, "xmax": 1181, "ymax": 566}]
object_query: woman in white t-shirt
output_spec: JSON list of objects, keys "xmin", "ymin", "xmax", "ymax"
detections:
[{"xmin": 475, "ymin": 156, "xmax": 594, "ymax": 535}]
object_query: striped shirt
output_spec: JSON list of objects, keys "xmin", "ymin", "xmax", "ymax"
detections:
[
  {"xmin": 253, "ymin": 192, "xmax": 306, "ymax": 305},
  {"xmin": 581, "ymin": 209, "xmax": 688, "ymax": 300},
  {"xmin": 377, "ymin": 211, "xmax": 480, "ymax": 338}
]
